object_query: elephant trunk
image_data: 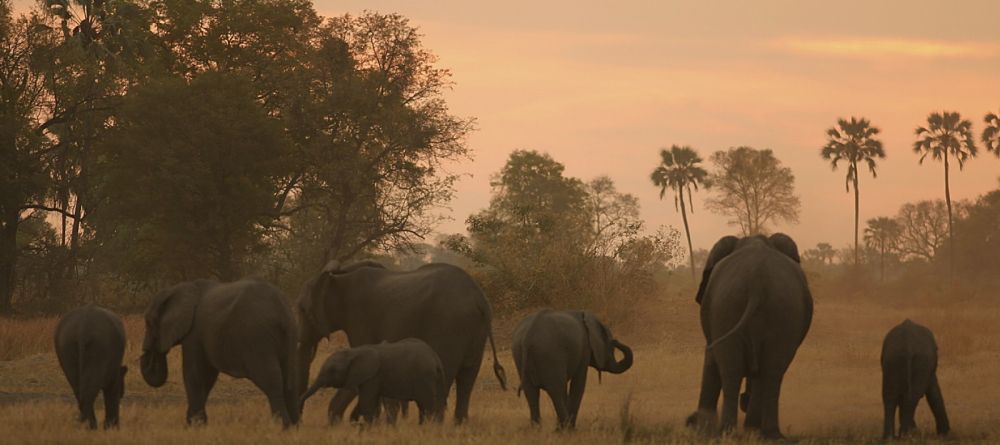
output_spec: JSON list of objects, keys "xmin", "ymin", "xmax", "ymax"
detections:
[
  {"xmin": 299, "ymin": 379, "xmax": 324, "ymax": 407},
  {"xmin": 605, "ymin": 340, "xmax": 633, "ymax": 374},
  {"xmin": 140, "ymin": 350, "xmax": 168, "ymax": 387}
]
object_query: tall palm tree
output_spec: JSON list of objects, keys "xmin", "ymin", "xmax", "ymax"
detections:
[
  {"xmin": 913, "ymin": 111, "xmax": 978, "ymax": 276},
  {"xmin": 864, "ymin": 217, "xmax": 901, "ymax": 282},
  {"xmin": 983, "ymin": 110, "xmax": 1000, "ymax": 157},
  {"xmin": 651, "ymin": 145, "xmax": 709, "ymax": 279},
  {"xmin": 821, "ymin": 117, "xmax": 886, "ymax": 267}
]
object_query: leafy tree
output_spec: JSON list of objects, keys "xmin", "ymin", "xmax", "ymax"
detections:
[
  {"xmin": 983, "ymin": 110, "xmax": 1000, "ymax": 157},
  {"xmin": 894, "ymin": 200, "xmax": 951, "ymax": 263},
  {"xmin": 705, "ymin": 146, "xmax": 801, "ymax": 235},
  {"xmin": 451, "ymin": 150, "xmax": 679, "ymax": 314},
  {"xmin": 821, "ymin": 117, "xmax": 885, "ymax": 267},
  {"xmin": 0, "ymin": 3, "xmax": 49, "ymax": 312},
  {"xmin": 651, "ymin": 145, "xmax": 709, "ymax": 279},
  {"xmin": 864, "ymin": 217, "xmax": 901, "ymax": 282},
  {"xmin": 89, "ymin": 72, "xmax": 291, "ymax": 282},
  {"xmin": 815, "ymin": 242, "xmax": 836, "ymax": 265},
  {"xmin": 913, "ymin": 111, "xmax": 978, "ymax": 275},
  {"xmin": 950, "ymin": 181, "xmax": 1000, "ymax": 282}
]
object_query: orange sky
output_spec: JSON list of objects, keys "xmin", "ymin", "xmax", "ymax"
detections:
[{"xmin": 14, "ymin": 0, "xmax": 1000, "ymax": 253}]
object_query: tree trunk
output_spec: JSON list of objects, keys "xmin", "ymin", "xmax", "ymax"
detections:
[
  {"xmin": 679, "ymin": 187, "xmax": 695, "ymax": 281},
  {"xmin": 0, "ymin": 210, "xmax": 20, "ymax": 315},
  {"xmin": 943, "ymin": 150, "xmax": 954, "ymax": 279},
  {"xmin": 880, "ymin": 245, "xmax": 885, "ymax": 283},
  {"xmin": 853, "ymin": 168, "xmax": 860, "ymax": 268}
]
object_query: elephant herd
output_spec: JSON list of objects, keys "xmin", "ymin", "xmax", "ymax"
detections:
[{"xmin": 50, "ymin": 234, "xmax": 950, "ymax": 441}]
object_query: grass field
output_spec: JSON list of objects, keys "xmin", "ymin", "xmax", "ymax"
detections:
[{"xmin": 1, "ymin": 282, "xmax": 997, "ymax": 444}]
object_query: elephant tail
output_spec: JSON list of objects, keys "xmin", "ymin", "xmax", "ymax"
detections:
[
  {"xmin": 707, "ymin": 292, "xmax": 762, "ymax": 352},
  {"xmin": 488, "ymin": 326, "xmax": 508, "ymax": 391}
]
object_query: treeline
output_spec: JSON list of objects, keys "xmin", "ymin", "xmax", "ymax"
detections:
[{"xmin": 2, "ymin": 1, "xmax": 472, "ymax": 314}]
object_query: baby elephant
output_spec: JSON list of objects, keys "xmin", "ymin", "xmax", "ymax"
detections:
[
  {"xmin": 881, "ymin": 319, "xmax": 950, "ymax": 439},
  {"xmin": 54, "ymin": 305, "xmax": 128, "ymax": 429},
  {"xmin": 512, "ymin": 309, "xmax": 633, "ymax": 429},
  {"xmin": 300, "ymin": 338, "xmax": 445, "ymax": 424}
]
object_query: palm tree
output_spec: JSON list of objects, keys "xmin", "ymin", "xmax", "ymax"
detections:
[
  {"xmin": 651, "ymin": 145, "xmax": 709, "ymax": 279},
  {"xmin": 821, "ymin": 117, "xmax": 886, "ymax": 268},
  {"xmin": 983, "ymin": 110, "xmax": 1000, "ymax": 157},
  {"xmin": 913, "ymin": 111, "xmax": 978, "ymax": 275},
  {"xmin": 815, "ymin": 242, "xmax": 836, "ymax": 265},
  {"xmin": 864, "ymin": 217, "xmax": 901, "ymax": 282}
]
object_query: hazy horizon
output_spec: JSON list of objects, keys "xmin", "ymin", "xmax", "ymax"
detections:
[{"xmin": 14, "ymin": 0, "xmax": 1000, "ymax": 253}]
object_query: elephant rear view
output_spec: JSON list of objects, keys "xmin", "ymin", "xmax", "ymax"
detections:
[
  {"xmin": 687, "ymin": 234, "xmax": 813, "ymax": 440},
  {"xmin": 511, "ymin": 310, "xmax": 633, "ymax": 429},
  {"xmin": 881, "ymin": 319, "xmax": 949, "ymax": 439},
  {"xmin": 139, "ymin": 279, "xmax": 299, "ymax": 428},
  {"xmin": 54, "ymin": 305, "xmax": 127, "ymax": 429}
]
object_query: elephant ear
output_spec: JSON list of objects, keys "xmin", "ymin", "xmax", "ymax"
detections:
[
  {"xmin": 298, "ymin": 272, "xmax": 333, "ymax": 338},
  {"xmin": 145, "ymin": 282, "xmax": 202, "ymax": 353},
  {"xmin": 768, "ymin": 233, "xmax": 800, "ymax": 263},
  {"xmin": 344, "ymin": 348, "xmax": 380, "ymax": 389},
  {"xmin": 581, "ymin": 312, "xmax": 611, "ymax": 371},
  {"xmin": 696, "ymin": 236, "xmax": 740, "ymax": 304}
]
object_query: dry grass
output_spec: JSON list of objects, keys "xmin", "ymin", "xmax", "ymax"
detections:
[{"xmin": 1, "ymin": 286, "xmax": 998, "ymax": 444}]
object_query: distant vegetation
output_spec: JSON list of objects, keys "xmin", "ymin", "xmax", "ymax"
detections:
[{"xmin": 1, "ymin": 0, "xmax": 999, "ymax": 319}]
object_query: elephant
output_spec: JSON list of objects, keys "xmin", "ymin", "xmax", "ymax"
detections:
[
  {"xmin": 296, "ymin": 260, "xmax": 507, "ymax": 425},
  {"xmin": 881, "ymin": 319, "xmax": 950, "ymax": 439},
  {"xmin": 300, "ymin": 338, "xmax": 446, "ymax": 424},
  {"xmin": 54, "ymin": 305, "xmax": 128, "ymax": 429},
  {"xmin": 139, "ymin": 279, "xmax": 300, "ymax": 427},
  {"xmin": 511, "ymin": 309, "xmax": 633, "ymax": 429},
  {"xmin": 686, "ymin": 233, "xmax": 813, "ymax": 440}
]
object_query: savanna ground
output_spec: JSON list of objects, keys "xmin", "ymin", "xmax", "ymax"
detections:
[{"xmin": 0, "ymin": 276, "xmax": 997, "ymax": 444}]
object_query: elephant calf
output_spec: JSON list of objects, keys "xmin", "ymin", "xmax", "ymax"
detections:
[
  {"xmin": 881, "ymin": 319, "xmax": 950, "ymax": 439},
  {"xmin": 511, "ymin": 310, "xmax": 633, "ymax": 429},
  {"xmin": 54, "ymin": 305, "xmax": 128, "ymax": 429},
  {"xmin": 301, "ymin": 338, "xmax": 446, "ymax": 424}
]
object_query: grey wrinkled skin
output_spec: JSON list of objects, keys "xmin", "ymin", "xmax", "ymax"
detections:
[
  {"xmin": 881, "ymin": 319, "xmax": 950, "ymax": 440},
  {"xmin": 511, "ymin": 310, "xmax": 633, "ymax": 429},
  {"xmin": 139, "ymin": 279, "xmax": 299, "ymax": 428},
  {"xmin": 300, "ymin": 339, "xmax": 446, "ymax": 424},
  {"xmin": 296, "ymin": 261, "xmax": 507, "ymax": 425},
  {"xmin": 686, "ymin": 233, "xmax": 813, "ymax": 440},
  {"xmin": 54, "ymin": 305, "xmax": 127, "ymax": 430}
]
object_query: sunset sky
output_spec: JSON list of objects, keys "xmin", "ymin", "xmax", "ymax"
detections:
[{"xmin": 14, "ymin": 0, "xmax": 1000, "ymax": 253}]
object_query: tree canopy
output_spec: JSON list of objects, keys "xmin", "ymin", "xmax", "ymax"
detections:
[{"xmin": 705, "ymin": 146, "xmax": 801, "ymax": 235}]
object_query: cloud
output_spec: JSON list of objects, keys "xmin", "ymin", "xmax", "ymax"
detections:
[{"xmin": 774, "ymin": 37, "xmax": 998, "ymax": 59}]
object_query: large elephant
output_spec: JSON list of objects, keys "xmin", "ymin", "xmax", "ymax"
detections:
[
  {"xmin": 686, "ymin": 234, "xmax": 813, "ymax": 439},
  {"xmin": 300, "ymin": 338, "xmax": 446, "ymax": 424},
  {"xmin": 881, "ymin": 319, "xmax": 949, "ymax": 439},
  {"xmin": 54, "ymin": 305, "xmax": 128, "ymax": 429},
  {"xmin": 140, "ymin": 279, "xmax": 299, "ymax": 427},
  {"xmin": 511, "ymin": 309, "xmax": 633, "ymax": 429},
  {"xmin": 296, "ymin": 261, "xmax": 507, "ymax": 424}
]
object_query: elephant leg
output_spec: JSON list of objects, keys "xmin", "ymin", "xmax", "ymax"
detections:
[
  {"xmin": 327, "ymin": 388, "xmax": 357, "ymax": 425},
  {"xmin": 523, "ymin": 384, "xmax": 542, "ymax": 426},
  {"xmin": 102, "ymin": 388, "xmax": 120, "ymax": 430},
  {"xmin": 567, "ymin": 366, "xmax": 588, "ymax": 429},
  {"xmin": 76, "ymin": 383, "xmax": 99, "ymax": 430},
  {"xmin": 756, "ymin": 372, "xmax": 786, "ymax": 440},
  {"xmin": 743, "ymin": 376, "xmax": 763, "ymax": 431},
  {"xmin": 356, "ymin": 383, "xmax": 380, "ymax": 424},
  {"xmin": 714, "ymin": 345, "xmax": 746, "ymax": 435},
  {"xmin": 452, "ymin": 361, "xmax": 482, "ymax": 424},
  {"xmin": 248, "ymin": 362, "xmax": 294, "ymax": 428},
  {"xmin": 882, "ymin": 395, "xmax": 897, "ymax": 440},
  {"xmin": 898, "ymin": 397, "xmax": 919, "ymax": 436},
  {"xmin": 182, "ymin": 359, "xmax": 219, "ymax": 427},
  {"xmin": 926, "ymin": 374, "xmax": 950, "ymax": 435},
  {"xmin": 690, "ymin": 351, "xmax": 721, "ymax": 431},
  {"xmin": 544, "ymin": 384, "xmax": 571, "ymax": 430}
]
